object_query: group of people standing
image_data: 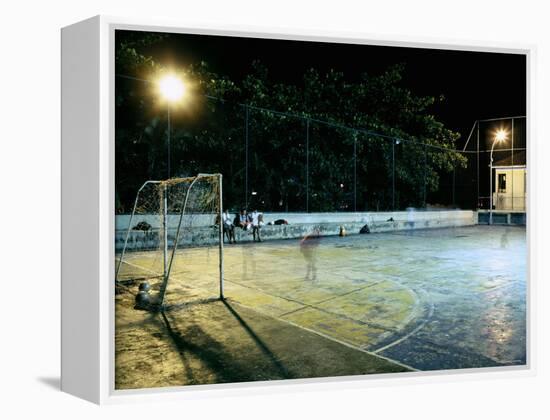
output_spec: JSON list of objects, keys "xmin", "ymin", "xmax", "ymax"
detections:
[{"xmin": 222, "ymin": 208, "xmax": 263, "ymax": 243}]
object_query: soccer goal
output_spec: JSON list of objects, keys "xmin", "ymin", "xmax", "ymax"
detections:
[{"xmin": 115, "ymin": 173, "xmax": 224, "ymax": 309}]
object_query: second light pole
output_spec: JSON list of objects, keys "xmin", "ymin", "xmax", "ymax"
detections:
[{"xmin": 489, "ymin": 129, "xmax": 508, "ymax": 224}]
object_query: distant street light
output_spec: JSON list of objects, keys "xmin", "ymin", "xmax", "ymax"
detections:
[
  {"xmin": 495, "ymin": 129, "xmax": 507, "ymax": 143},
  {"xmin": 489, "ymin": 129, "xmax": 508, "ymax": 224},
  {"xmin": 157, "ymin": 74, "xmax": 186, "ymax": 178}
]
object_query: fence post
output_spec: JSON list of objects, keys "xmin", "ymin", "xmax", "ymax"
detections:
[
  {"xmin": 476, "ymin": 120, "xmax": 480, "ymax": 208},
  {"xmin": 306, "ymin": 119, "xmax": 309, "ymax": 213},
  {"xmin": 354, "ymin": 133, "xmax": 357, "ymax": 212},
  {"xmin": 245, "ymin": 105, "xmax": 249, "ymax": 209},
  {"xmin": 452, "ymin": 158, "xmax": 456, "ymax": 208},
  {"xmin": 167, "ymin": 107, "xmax": 171, "ymax": 179},
  {"xmin": 423, "ymin": 144, "xmax": 427, "ymax": 208},
  {"xmin": 392, "ymin": 140, "xmax": 395, "ymax": 210},
  {"xmin": 511, "ymin": 117, "xmax": 515, "ymax": 210}
]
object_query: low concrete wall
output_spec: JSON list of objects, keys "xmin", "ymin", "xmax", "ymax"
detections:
[
  {"xmin": 115, "ymin": 210, "xmax": 474, "ymax": 229},
  {"xmin": 115, "ymin": 210, "xmax": 476, "ymax": 252},
  {"xmin": 477, "ymin": 211, "xmax": 526, "ymax": 225}
]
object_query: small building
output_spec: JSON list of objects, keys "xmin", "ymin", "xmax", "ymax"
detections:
[{"xmin": 492, "ymin": 151, "xmax": 526, "ymax": 211}]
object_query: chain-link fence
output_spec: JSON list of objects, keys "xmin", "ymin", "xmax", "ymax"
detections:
[{"xmin": 115, "ymin": 76, "xmax": 526, "ymax": 214}]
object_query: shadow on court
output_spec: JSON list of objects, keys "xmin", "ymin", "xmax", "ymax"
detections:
[
  {"xmin": 158, "ymin": 300, "xmax": 293, "ymax": 384},
  {"xmin": 115, "ymin": 296, "xmax": 409, "ymax": 389}
]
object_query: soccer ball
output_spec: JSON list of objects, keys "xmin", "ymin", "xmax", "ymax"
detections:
[{"xmin": 134, "ymin": 290, "xmax": 151, "ymax": 310}]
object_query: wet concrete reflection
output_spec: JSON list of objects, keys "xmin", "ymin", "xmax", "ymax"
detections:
[
  {"xmin": 500, "ymin": 227, "xmax": 510, "ymax": 249},
  {"xmin": 300, "ymin": 228, "xmax": 321, "ymax": 282},
  {"xmin": 124, "ymin": 225, "xmax": 527, "ymax": 371}
]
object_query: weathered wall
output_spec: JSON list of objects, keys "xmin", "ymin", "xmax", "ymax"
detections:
[{"xmin": 115, "ymin": 210, "xmax": 476, "ymax": 251}]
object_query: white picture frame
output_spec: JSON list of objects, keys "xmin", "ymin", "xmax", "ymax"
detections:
[{"xmin": 61, "ymin": 15, "xmax": 535, "ymax": 404}]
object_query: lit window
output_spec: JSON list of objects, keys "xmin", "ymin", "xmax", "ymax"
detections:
[{"xmin": 498, "ymin": 173, "xmax": 507, "ymax": 193}]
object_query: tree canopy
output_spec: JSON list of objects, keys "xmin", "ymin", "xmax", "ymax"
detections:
[{"xmin": 115, "ymin": 35, "xmax": 466, "ymax": 213}]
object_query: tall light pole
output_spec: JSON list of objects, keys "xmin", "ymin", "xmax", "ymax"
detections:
[
  {"xmin": 158, "ymin": 74, "xmax": 186, "ymax": 179},
  {"xmin": 157, "ymin": 74, "xmax": 186, "ymax": 287},
  {"xmin": 489, "ymin": 129, "xmax": 508, "ymax": 224}
]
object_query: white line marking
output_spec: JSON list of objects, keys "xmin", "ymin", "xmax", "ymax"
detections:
[
  {"xmin": 230, "ymin": 299, "xmax": 418, "ymax": 372},
  {"xmin": 372, "ymin": 299, "xmax": 435, "ymax": 354}
]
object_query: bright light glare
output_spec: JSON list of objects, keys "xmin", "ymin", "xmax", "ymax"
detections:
[
  {"xmin": 158, "ymin": 74, "xmax": 185, "ymax": 102},
  {"xmin": 495, "ymin": 129, "xmax": 508, "ymax": 142}
]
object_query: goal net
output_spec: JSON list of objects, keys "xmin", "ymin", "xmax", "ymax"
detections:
[{"xmin": 115, "ymin": 174, "xmax": 224, "ymax": 309}]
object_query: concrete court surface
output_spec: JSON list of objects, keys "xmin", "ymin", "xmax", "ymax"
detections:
[
  {"xmin": 115, "ymin": 225, "xmax": 526, "ymax": 388},
  {"xmin": 115, "ymin": 298, "xmax": 409, "ymax": 389}
]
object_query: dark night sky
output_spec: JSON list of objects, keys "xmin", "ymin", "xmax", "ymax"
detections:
[{"xmin": 121, "ymin": 30, "xmax": 526, "ymax": 145}]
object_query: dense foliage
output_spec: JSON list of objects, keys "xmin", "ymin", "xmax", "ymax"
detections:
[{"xmin": 115, "ymin": 35, "xmax": 465, "ymax": 213}]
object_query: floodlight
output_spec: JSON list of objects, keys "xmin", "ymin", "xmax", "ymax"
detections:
[{"xmin": 158, "ymin": 74, "xmax": 185, "ymax": 102}]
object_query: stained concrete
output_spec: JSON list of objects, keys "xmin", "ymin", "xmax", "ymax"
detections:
[
  {"xmin": 115, "ymin": 209, "xmax": 476, "ymax": 250},
  {"xmin": 115, "ymin": 299, "xmax": 408, "ymax": 390},
  {"xmin": 117, "ymin": 225, "xmax": 526, "ymax": 386}
]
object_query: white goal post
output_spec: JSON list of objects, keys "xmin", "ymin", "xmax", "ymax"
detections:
[{"xmin": 115, "ymin": 173, "xmax": 224, "ymax": 308}]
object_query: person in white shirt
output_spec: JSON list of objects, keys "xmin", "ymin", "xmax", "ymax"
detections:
[
  {"xmin": 222, "ymin": 209, "xmax": 236, "ymax": 244},
  {"xmin": 250, "ymin": 209, "xmax": 262, "ymax": 242}
]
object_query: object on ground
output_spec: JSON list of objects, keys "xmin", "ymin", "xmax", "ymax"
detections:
[
  {"xmin": 132, "ymin": 221, "xmax": 152, "ymax": 231},
  {"xmin": 138, "ymin": 282, "xmax": 151, "ymax": 292},
  {"xmin": 360, "ymin": 224, "xmax": 371, "ymax": 234},
  {"xmin": 134, "ymin": 290, "xmax": 151, "ymax": 310}
]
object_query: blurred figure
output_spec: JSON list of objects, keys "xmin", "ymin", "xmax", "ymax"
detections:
[
  {"xmin": 250, "ymin": 209, "xmax": 262, "ymax": 242},
  {"xmin": 300, "ymin": 227, "xmax": 321, "ymax": 282},
  {"xmin": 241, "ymin": 240, "xmax": 257, "ymax": 281},
  {"xmin": 500, "ymin": 227, "xmax": 510, "ymax": 249}
]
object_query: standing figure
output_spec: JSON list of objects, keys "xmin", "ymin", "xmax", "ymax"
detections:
[
  {"xmin": 222, "ymin": 209, "xmax": 236, "ymax": 244},
  {"xmin": 250, "ymin": 209, "xmax": 263, "ymax": 242},
  {"xmin": 300, "ymin": 227, "xmax": 321, "ymax": 282}
]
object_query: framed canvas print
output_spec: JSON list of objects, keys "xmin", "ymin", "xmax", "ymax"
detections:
[{"xmin": 61, "ymin": 16, "xmax": 532, "ymax": 404}]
